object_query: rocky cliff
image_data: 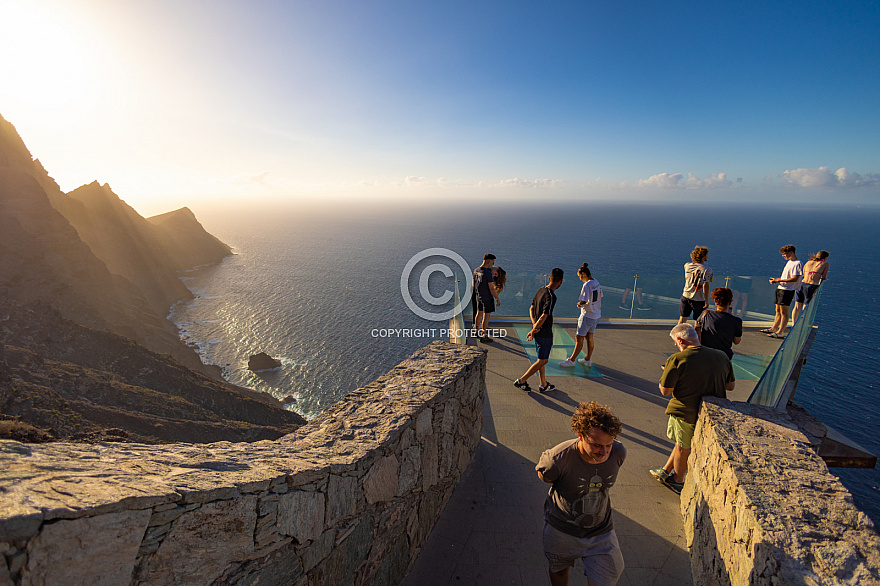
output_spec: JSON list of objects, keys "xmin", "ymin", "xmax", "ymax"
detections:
[{"xmin": 0, "ymin": 113, "xmax": 303, "ymax": 443}]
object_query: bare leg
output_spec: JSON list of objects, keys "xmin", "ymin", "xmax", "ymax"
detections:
[
  {"xmin": 568, "ymin": 336, "xmax": 585, "ymax": 361},
  {"xmin": 672, "ymin": 445, "xmax": 691, "ymax": 482},
  {"xmin": 791, "ymin": 302, "xmax": 803, "ymax": 326},
  {"xmin": 677, "ymin": 315, "xmax": 688, "ymax": 324},
  {"xmin": 480, "ymin": 312, "xmax": 492, "ymax": 338},
  {"xmin": 519, "ymin": 358, "xmax": 548, "ymax": 384},
  {"xmin": 549, "ymin": 567, "xmax": 569, "ymax": 586},
  {"xmin": 473, "ymin": 309, "xmax": 484, "ymax": 337},
  {"xmin": 739, "ymin": 293, "xmax": 748, "ymax": 318},
  {"xmin": 584, "ymin": 332, "xmax": 595, "ymax": 361},
  {"xmin": 770, "ymin": 305, "xmax": 785, "ymax": 333},
  {"xmin": 778, "ymin": 306, "xmax": 790, "ymax": 334},
  {"xmin": 538, "ymin": 362, "xmax": 548, "ymax": 387}
]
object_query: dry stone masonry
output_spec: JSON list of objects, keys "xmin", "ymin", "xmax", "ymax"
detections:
[
  {"xmin": 0, "ymin": 341, "xmax": 486, "ymax": 586},
  {"xmin": 682, "ymin": 398, "xmax": 880, "ymax": 585}
]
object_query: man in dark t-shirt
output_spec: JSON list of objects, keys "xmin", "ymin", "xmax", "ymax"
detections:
[
  {"xmin": 514, "ymin": 268, "xmax": 563, "ymax": 393},
  {"xmin": 695, "ymin": 287, "xmax": 742, "ymax": 359},
  {"xmin": 472, "ymin": 253, "xmax": 499, "ymax": 343},
  {"xmin": 651, "ymin": 323, "xmax": 734, "ymax": 494},
  {"xmin": 536, "ymin": 401, "xmax": 627, "ymax": 586}
]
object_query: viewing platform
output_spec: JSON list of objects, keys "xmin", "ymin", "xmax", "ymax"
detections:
[{"xmin": 404, "ymin": 320, "xmax": 783, "ymax": 585}]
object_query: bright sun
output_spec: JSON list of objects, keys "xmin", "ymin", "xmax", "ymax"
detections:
[{"xmin": 0, "ymin": 0, "xmax": 91, "ymax": 110}]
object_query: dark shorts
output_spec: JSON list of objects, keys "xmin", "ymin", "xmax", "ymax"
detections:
[
  {"xmin": 475, "ymin": 296, "xmax": 495, "ymax": 314},
  {"xmin": 775, "ymin": 289, "xmax": 796, "ymax": 307},
  {"xmin": 534, "ymin": 337, "xmax": 553, "ymax": 360},
  {"xmin": 679, "ymin": 296, "xmax": 705, "ymax": 319},
  {"xmin": 796, "ymin": 283, "xmax": 819, "ymax": 304}
]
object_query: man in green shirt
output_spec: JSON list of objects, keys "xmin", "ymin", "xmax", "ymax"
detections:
[{"xmin": 651, "ymin": 324, "xmax": 735, "ymax": 494}]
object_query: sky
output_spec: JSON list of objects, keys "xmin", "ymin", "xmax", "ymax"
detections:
[{"xmin": 1, "ymin": 0, "xmax": 878, "ymax": 215}]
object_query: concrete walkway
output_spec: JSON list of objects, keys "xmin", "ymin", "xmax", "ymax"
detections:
[{"xmin": 404, "ymin": 322, "xmax": 780, "ymax": 586}]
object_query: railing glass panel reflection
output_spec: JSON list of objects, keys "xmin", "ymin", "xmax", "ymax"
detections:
[{"xmin": 466, "ymin": 274, "xmax": 775, "ymax": 322}]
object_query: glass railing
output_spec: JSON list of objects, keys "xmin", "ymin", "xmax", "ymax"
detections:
[
  {"xmin": 466, "ymin": 274, "xmax": 776, "ymax": 322},
  {"xmin": 747, "ymin": 284, "xmax": 824, "ymax": 408}
]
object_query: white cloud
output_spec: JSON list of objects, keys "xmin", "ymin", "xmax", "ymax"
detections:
[
  {"xmin": 685, "ymin": 172, "xmax": 731, "ymax": 189},
  {"xmin": 228, "ymin": 171, "xmax": 270, "ymax": 185},
  {"xmin": 405, "ymin": 175, "xmax": 427, "ymax": 185},
  {"xmin": 491, "ymin": 177, "xmax": 562, "ymax": 189},
  {"xmin": 636, "ymin": 173, "xmax": 683, "ymax": 189},
  {"xmin": 780, "ymin": 166, "xmax": 880, "ymax": 188}
]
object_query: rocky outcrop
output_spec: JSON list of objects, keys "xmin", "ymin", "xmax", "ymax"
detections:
[
  {"xmin": 682, "ymin": 398, "xmax": 880, "ymax": 585},
  {"xmin": 0, "ymin": 342, "xmax": 486, "ymax": 585},
  {"xmin": 0, "ymin": 304, "xmax": 306, "ymax": 443},
  {"xmin": 248, "ymin": 352, "xmax": 282, "ymax": 371}
]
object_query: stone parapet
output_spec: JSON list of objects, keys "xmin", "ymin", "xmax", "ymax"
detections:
[
  {"xmin": 0, "ymin": 341, "xmax": 486, "ymax": 586},
  {"xmin": 682, "ymin": 398, "xmax": 880, "ymax": 585}
]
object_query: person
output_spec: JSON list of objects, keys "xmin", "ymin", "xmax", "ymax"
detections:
[
  {"xmin": 560, "ymin": 263, "xmax": 602, "ymax": 369},
  {"xmin": 762, "ymin": 245, "xmax": 803, "ymax": 339},
  {"xmin": 650, "ymin": 324, "xmax": 735, "ymax": 494},
  {"xmin": 791, "ymin": 250, "xmax": 829, "ymax": 325},
  {"xmin": 472, "ymin": 253, "xmax": 500, "ymax": 343},
  {"xmin": 514, "ymin": 268, "xmax": 563, "ymax": 393},
  {"xmin": 492, "ymin": 266, "xmax": 508, "ymax": 298},
  {"xmin": 536, "ymin": 401, "xmax": 627, "ymax": 586},
  {"xmin": 695, "ymin": 287, "xmax": 742, "ymax": 359},
  {"xmin": 678, "ymin": 246, "xmax": 713, "ymax": 324}
]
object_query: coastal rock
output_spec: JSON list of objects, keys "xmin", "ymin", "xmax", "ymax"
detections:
[{"xmin": 248, "ymin": 352, "xmax": 282, "ymax": 371}]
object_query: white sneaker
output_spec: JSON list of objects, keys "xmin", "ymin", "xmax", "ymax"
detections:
[
  {"xmin": 578, "ymin": 358, "xmax": 592, "ymax": 367},
  {"xmin": 559, "ymin": 359, "xmax": 575, "ymax": 367}
]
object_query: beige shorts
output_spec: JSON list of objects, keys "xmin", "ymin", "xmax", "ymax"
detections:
[{"xmin": 542, "ymin": 523, "xmax": 624, "ymax": 586}]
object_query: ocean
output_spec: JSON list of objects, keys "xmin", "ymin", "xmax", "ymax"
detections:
[{"xmin": 171, "ymin": 200, "xmax": 880, "ymax": 522}]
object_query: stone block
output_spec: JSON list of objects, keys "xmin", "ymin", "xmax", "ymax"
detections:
[
  {"xmin": 421, "ymin": 434, "xmax": 439, "ymax": 490},
  {"xmin": 363, "ymin": 455, "xmax": 399, "ymax": 505},
  {"xmin": 21, "ymin": 509, "xmax": 151, "ymax": 586},
  {"xmin": 138, "ymin": 496, "xmax": 257, "ymax": 584},
  {"xmin": 326, "ymin": 475, "xmax": 361, "ymax": 526},
  {"xmin": 277, "ymin": 491, "xmax": 324, "ymax": 544},
  {"xmin": 397, "ymin": 446, "xmax": 420, "ymax": 496},
  {"xmin": 300, "ymin": 528, "xmax": 334, "ymax": 573},
  {"xmin": 415, "ymin": 409, "xmax": 433, "ymax": 441}
]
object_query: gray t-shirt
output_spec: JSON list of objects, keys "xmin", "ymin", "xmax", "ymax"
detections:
[{"xmin": 535, "ymin": 438, "xmax": 627, "ymax": 537}]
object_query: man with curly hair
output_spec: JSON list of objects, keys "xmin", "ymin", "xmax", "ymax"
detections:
[{"xmin": 536, "ymin": 402, "xmax": 627, "ymax": 586}]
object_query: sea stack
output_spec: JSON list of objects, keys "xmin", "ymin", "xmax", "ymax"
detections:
[{"xmin": 248, "ymin": 352, "xmax": 282, "ymax": 371}]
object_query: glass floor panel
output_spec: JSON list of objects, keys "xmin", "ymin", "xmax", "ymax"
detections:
[{"xmin": 512, "ymin": 324, "xmax": 602, "ymax": 378}]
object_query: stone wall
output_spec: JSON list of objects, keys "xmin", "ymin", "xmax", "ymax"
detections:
[
  {"xmin": 0, "ymin": 341, "xmax": 486, "ymax": 586},
  {"xmin": 682, "ymin": 398, "xmax": 880, "ymax": 585}
]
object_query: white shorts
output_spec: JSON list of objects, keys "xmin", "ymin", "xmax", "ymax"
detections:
[
  {"xmin": 543, "ymin": 523, "xmax": 624, "ymax": 586},
  {"xmin": 576, "ymin": 315, "xmax": 600, "ymax": 337}
]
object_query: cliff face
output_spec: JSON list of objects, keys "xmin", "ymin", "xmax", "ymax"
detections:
[{"xmin": 0, "ymin": 112, "xmax": 300, "ymax": 443}]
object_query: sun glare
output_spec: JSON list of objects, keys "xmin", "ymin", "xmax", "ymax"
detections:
[{"xmin": 0, "ymin": 1, "xmax": 90, "ymax": 110}]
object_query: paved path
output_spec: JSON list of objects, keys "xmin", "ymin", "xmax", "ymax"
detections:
[{"xmin": 404, "ymin": 322, "xmax": 780, "ymax": 586}]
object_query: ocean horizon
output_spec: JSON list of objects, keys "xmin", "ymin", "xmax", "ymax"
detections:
[{"xmin": 171, "ymin": 199, "xmax": 880, "ymax": 522}]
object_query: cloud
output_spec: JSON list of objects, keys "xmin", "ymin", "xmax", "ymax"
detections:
[
  {"xmin": 228, "ymin": 171, "xmax": 270, "ymax": 185},
  {"xmin": 636, "ymin": 173, "xmax": 683, "ymax": 189},
  {"xmin": 685, "ymin": 172, "xmax": 731, "ymax": 189},
  {"xmin": 780, "ymin": 166, "xmax": 880, "ymax": 188},
  {"xmin": 490, "ymin": 178, "xmax": 562, "ymax": 189}
]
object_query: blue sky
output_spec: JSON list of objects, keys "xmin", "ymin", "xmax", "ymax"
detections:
[{"xmin": 1, "ymin": 0, "xmax": 878, "ymax": 214}]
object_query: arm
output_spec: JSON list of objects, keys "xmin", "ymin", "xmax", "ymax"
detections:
[
  {"xmin": 659, "ymin": 385, "xmax": 674, "ymax": 396},
  {"xmin": 537, "ymin": 471, "xmax": 553, "ymax": 484},
  {"xmin": 490, "ymin": 282, "xmax": 500, "ymax": 305},
  {"xmin": 725, "ymin": 381, "xmax": 736, "ymax": 391},
  {"xmin": 701, "ymin": 282, "xmax": 711, "ymax": 304},
  {"xmin": 733, "ymin": 336, "xmax": 742, "ymax": 345}
]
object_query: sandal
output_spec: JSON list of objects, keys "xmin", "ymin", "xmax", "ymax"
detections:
[
  {"xmin": 759, "ymin": 328, "xmax": 773, "ymax": 334},
  {"xmin": 767, "ymin": 332, "xmax": 784, "ymax": 339}
]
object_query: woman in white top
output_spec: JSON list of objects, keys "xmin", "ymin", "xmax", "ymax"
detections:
[{"xmin": 560, "ymin": 263, "xmax": 602, "ymax": 369}]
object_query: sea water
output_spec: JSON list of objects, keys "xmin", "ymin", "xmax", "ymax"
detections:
[{"xmin": 171, "ymin": 200, "xmax": 880, "ymax": 522}]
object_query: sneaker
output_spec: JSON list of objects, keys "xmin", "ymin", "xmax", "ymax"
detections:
[
  {"xmin": 559, "ymin": 359, "xmax": 575, "ymax": 367},
  {"xmin": 637, "ymin": 304, "xmax": 652, "ymax": 311},
  {"xmin": 662, "ymin": 477, "xmax": 685, "ymax": 495},
  {"xmin": 480, "ymin": 337, "xmax": 494, "ymax": 343},
  {"xmin": 513, "ymin": 379, "xmax": 531, "ymax": 392},
  {"xmin": 577, "ymin": 358, "xmax": 591, "ymax": 368},
  {"xmin": 538, "ymin": 383, "xmax": 555, "ymax": 393},
  {"xmin": 649, "ymin": 468, "xmax": 671, "ymax": 482},
  {"xmin": 618, "ymin": 304, "xmax": 631, "ymax": 310}
]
